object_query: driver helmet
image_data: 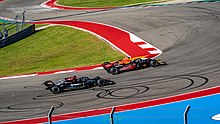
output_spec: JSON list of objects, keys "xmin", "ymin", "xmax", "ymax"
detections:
[{"xmin": 72, "ymin": 75, "xmax": 77, "ymax": 81}]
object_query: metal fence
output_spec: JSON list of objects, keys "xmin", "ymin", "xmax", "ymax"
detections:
[
  {"xmin": 0, "ymin": 11, "xmax": 26, "ymax": 40},
  {"xmin": 0, "ymin": 24, "xmax": 35, "ymax": 48},
  {"xmin": 47, "ymin": 105, "xmax": 191, "ymax": 124},
  {"xmin": 0, "ymin": 11, "xmax": 36, "ymax": 48}
]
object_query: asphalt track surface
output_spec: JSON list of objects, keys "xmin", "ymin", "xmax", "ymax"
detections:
[{"xmin": 1, "ymin": 0, "xmax": 220, "ymax": 122}]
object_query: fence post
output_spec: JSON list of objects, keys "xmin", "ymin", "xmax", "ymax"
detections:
[
  {"xmin": 48, "ymin": 106, "xmax": 55, "ymax": 124},
  {"xmin": 2, "ymin": 23, "xmax": 5, "ymax": 38},
  {"xmin": 15, "ymin": 15, "xmax": 19, "ymax": 33},
  {"xmin": 20, "ymin": 10, "xmax": 25, "ymax": 31},
  {"xmin": 110, "ymin": 107, "xmax": 115, "ymax": 124},
  {"xmin": 184, "ymin": 105, "xmax": 190, "ymax": 124}
]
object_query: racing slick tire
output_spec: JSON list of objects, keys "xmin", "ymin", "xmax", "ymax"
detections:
[
  {"xmin": 50, "ymin": 86, "xmax": 61, "ymax": 94},
  {"xmin": 109, "ymin": 67, "xmax": 119, "ymax": 75},
  {"xmin": 97, "ymin": 79, "xmax": 106, "ymax": 87},
  {"xmin": 150, "ymin": 59, "xmax": 159, "ymax": 67}
]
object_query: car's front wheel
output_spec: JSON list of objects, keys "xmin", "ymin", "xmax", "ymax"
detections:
[{"xmin": 97, "ymin": 79, "xmax": 106, "ymax": 87}]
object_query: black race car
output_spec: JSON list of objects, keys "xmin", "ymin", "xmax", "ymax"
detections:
[
  {"xmin": 102, "ymin": 57, "xmax": 167, "ymax": 75},
  {"xmin": 43, "ymin": 76, "xmax": 115, "ymax": 94}
]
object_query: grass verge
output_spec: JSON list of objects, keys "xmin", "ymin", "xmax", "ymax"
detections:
[
  {"xmin": 57, "ymin": 0, "xmax": 161, "ymax": 7},
  {"xmin": 0, "ymin": 25, "xmax": 125, "ymax": 76}
]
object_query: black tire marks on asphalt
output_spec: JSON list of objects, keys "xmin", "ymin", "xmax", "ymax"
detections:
[{"xmin": 0, "ymin": 74, "xmax": 208, "ymax": 113}]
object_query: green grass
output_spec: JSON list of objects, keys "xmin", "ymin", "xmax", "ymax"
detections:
[
  {"xmin": 57, "ymin": 0, "xmax": 160, "ymax": 7},
  {"xmin": 0, "ymin": 25, "xmax": 125, "ymax": 76}
]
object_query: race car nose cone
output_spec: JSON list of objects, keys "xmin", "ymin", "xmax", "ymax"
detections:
[{"xmin": 212, "ymin": 114, "xmax": 220, "ymax": 120}]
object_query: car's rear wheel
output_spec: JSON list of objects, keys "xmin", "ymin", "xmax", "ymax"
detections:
[
  {"xmin": 97, "ymin": 79, "xmax": 106, "ymax": 87},
  {"xmin": 110, "ymin": 67, "xmax": 119, "ymax": 75},
  {"xmin": 50, "ymin": 86, "xmax": 61, "ymax": 94}
]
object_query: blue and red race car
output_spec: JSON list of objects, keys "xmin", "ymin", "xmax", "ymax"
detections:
[{"xmin": 102, "ymin": 56, "xmax": 167, "ymax": 75}]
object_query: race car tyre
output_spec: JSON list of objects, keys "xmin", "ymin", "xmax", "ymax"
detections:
[
  {"xmin": 110, "ymin": 67, "xmax": 119, "ymax": 75},
  {"xmin": 97, "ymin": 79, "xmax": 106, "ymax": 87},
  {"xmin": 50, "ymin": 86, "xmax": 61, "ymax": 94},
  {"xmin": 150, "ymin": 59, "xmax": 158, "ymax": 67}
]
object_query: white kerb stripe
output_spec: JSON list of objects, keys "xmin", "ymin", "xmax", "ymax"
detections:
[
  {"xmin": 0, "ymin": 74, "xmax": 37, "ymax": 80},
  {"xmin": 92, "ymin": 67, "xmax": 103, "ymax": 70},
  {"xmin": 138, "ymin": 43, "xmax": 154, "ymax": 49},
  {"xmin": 129, "ymin": 33, "xmax": 144, "ymax": 43},
  {"xmin": 148, "ymin": 50, "xmax": 162, "ymax": 54},
  {"xmin": 53, "ymin": 70, "xmax": 75, "ymax": 74}
]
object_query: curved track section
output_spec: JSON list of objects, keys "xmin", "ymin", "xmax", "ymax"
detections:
[
  {"xmin": 41, "ymin": 0, "xmax": 113, "ymax": 10},
  {"xmin": 0, "ymin": 1, "xmax": 220, "ymax": 123}
]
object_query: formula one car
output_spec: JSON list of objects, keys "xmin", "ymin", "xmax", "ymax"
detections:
[
  {"xmin": 43, "ymin": 76, "xmax": 115, "ymax": 94},
  {"xmin": 102, "ymin": 56, "xmax": 167, "ymax": 75}
]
